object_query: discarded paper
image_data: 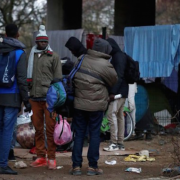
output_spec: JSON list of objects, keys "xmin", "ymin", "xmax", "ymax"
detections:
[
  {"xmin": 14, "ymin": 161, "xmax": 27, "ymax": 169},
  {"xmin": 125, "ymin": 167, "xmax": 142, "ymax": 173},
  {"xmin": 105, "ymin": 160, "xmax": 116, "ymax": 165}
]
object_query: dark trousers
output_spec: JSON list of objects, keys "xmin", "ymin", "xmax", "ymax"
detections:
[{"xmin": 72, "ymin": 109, "xmax": 103, "ymax": 168}]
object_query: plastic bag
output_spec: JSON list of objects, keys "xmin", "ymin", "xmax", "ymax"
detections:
[
  {"xmin": 54, "ymin": 115, "xmax": 72, "ymax": 146},
  {"xmin": 17, "ymin": 106, "xmax": 33, "ymax": 126}
]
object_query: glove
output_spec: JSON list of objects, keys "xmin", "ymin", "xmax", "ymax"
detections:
[
  {"xmin": 108, "ymin": 94, "xmax": 115, "ymax": 102},
  {"xmin": 24, "ymin": 101, "xmax": 32, "ymax": 113}
]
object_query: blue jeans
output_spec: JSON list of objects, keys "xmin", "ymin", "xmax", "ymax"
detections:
[
  {"xmin": 72, "ymin": 109, "xmax": 103, "ymax": 168},
  {"xmin": 11, "ymin": 121, "xmax": 17, "ymax": 149},
  {"xmin": 0, "ymin": 106, "xmax": 19, "ymax": 167}
]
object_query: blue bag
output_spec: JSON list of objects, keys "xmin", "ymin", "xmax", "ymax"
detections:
[
  {"xmin": 0, "ymin": 50, "xmax": 23, "ymax": 88},
  {"xmin": 46, "ymin": 55, "xmax": 85, "ymax": 114}
]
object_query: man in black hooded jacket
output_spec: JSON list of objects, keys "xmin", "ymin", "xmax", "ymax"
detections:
[
  {"xmin": 0, "ymin": 24, "xmax": 31, "ymax": 175},
  {"xmin": 103, "ymin": 38, "xmax": 129, "ymax": 152}
]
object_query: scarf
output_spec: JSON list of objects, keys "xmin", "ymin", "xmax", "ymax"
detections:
[{"xmin": 27, "ymin": 44, "xmax": 53, "ymax": 80}]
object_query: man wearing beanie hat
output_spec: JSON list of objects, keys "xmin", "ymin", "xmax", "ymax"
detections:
[
  {"xmin": 27, "ymin": 25, "xmax": 62, "ymax": 170},
  {"xmin": 65, "ymin": 37, "xmax": 117, "ymax": 176}
]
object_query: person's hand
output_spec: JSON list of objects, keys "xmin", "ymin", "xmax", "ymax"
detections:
[
  {"xmin": 24, "ymin": 101, "xmax": 32, "ymax": 113},
  {"xmin": 109, "ymin": 94, "xmax": 115, "ymax": 102}
]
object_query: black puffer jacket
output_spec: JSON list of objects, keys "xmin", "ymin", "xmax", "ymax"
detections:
[
  {"xmin": 106, "ymin": 38, "xmax": 129, "ymax": 98},
  {"xmin": 0, "ymin": 37, "xmax": 29, "ymax": 108}
]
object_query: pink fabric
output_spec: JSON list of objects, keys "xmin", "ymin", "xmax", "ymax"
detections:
[{"xmin": 54, "ymin": 115, "xmax": 72, "ymax": 146}]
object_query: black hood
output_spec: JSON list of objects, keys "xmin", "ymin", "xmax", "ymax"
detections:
[
  {"xmin": 106, "ymin": 38, "xmax": 122, "ymax": 55},
  {"xmin": 65, "ymin": 37, "xmax": 87, "ymax": 57},
  {"xmin": 0, "ymin": 37, "xmax": 26, "ymax": 54}
]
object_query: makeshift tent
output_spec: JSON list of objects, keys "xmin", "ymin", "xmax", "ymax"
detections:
[{"xmin": 124, "ymin": 25, "xmax": 180, "ymax": 130}]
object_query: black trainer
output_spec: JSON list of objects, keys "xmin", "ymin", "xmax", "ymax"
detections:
[
  {"xmin": 145, "ymin": 133, "xmax": 152, "ymax": 140},
  {"xmin": 8, "ymin": 149, "xmax": 16, "ymax": 161},
  {"xmin": 117, "ymin": 143, "xmax": 125, "ymax": 150},
  {"xmin": 0, "ymin": 166, "xmax": 18, "ymax": 175}
]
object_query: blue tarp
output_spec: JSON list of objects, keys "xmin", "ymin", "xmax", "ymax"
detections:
[
  {"xmin": 162, "ymin": 68, "xmax": 178, "ymax": 93},
  {"xmin": 124, "ymin": 25, "xmax": 180, "ymax": 79},
  {"xmin": 135, "ymin": 85, "xmax": 149, "ymax": 122}
]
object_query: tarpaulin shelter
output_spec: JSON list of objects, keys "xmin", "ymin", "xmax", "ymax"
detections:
[
  {"xmin": 124, "ymin": 25, "xmax": 180, "ymax": 128},
  {"xmin": 124, "ymin": 24, "xmax": 180, "ymax": 93}
]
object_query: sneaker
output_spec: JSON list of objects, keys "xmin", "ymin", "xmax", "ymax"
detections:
[
  {"xmin": 103, "ymin": 143, "xmax": 119, "ymax": 151},
  {"xmin": 129, "ymin": 133, "xmax": 144, "ymax": 140},
  {"xmin": 8, "ymin": 149, "xmax": 16, "ymax": 162},
  {"xmin": 48, "ymin": 159, "xmax": 56, "ymax": 170},
  {"xmin": 117, "ymin": 143, "xmax": 125, "ymax": 150},
  {"xmin": 146, "ymin": 133, "xmax": 152, "ymax": 140},
  {"xmin": 0, "ymin": 166, "xmax": 18, "ymax": 175},
  {"xmin": 30, "ymin": 157, "xmax": 47, "ymax": 167},
  {"xmin": 69, "ymin": 167, "xmax": 82, "ymax": 175},
  {"xmin": 29, "ymin": 147, "xmax": 36, "ymax": 154},
  {"xmin": 87, "ymin": 167, "xmax": 103, "ymax": 176}
]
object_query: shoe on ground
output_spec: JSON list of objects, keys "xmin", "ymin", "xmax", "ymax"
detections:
[
  {"xmin": 163, "ymin": 166, "xmax": 180, "ymax": 177},
  {"xmin": 129, "ymin": 133, "xmax": 144, "ymax": 140},
  {"xmin": 48, "ymin": 159, "xmax": 56, "ymax": 170},
  {"xmin": 103, "ymin": 143, "xmax": 119, "ymax": 151},
  {"xmin": 0, "ymin": 166, "xmax": 18, "ymax": 175},
  {"xmin": 117, "ymin": 143, "xmax": 125, "ymax": 150},
  {"xmin": 69, "ymin": 167, "xmax": 82, "ymax": 175},
  {"xmin": 30, "ymin": 157, "xmax": 47, "ymax": 167},
  {"xmin": 29, "ymin": 147, "xmax": 36, "ymax": 154},
  {"xmin": 8, "ymin": 149, "xmax": 16, "ymax": 161},
  {"xmin": 87, "ymin": 167, "xmax": 103, "ymax": 176},
  {"xmin": 146, "ymin": 133, "xmax": 152, "ymax": 140}
]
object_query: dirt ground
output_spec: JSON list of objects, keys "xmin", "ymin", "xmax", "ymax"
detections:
[{"xmin": 0, "ymin": 134, "xmax": 179, "ymax": 180}]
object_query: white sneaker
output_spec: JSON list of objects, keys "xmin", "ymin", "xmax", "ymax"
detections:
[
  {"xmin": 118, "ymin": 143, "xmax": 125, "ymax": 151},
  {"xmin": 103, "ymin": 143, "xmax": 119, "ymax": 151}
]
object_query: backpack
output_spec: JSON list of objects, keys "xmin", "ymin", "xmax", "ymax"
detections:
[
  {"xmin": 46, "ymin": 55, "xmax": 85, "ymax": 116},
  {"xmin": 0, "ymin": 50, "xmax": 23, "ymax": 88},
  {"xmin": 124, "ymin": 53, "xmax": 140, "ymax": 84},
  {"xmin": 46, "ymin": 81, "xmax": 67, "ymax": 113}
]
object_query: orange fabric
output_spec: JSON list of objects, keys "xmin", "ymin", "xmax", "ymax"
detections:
[
  {"xmin": 30, "ymin": 100, "xmax": 56, "ymax": 159},
  {"xmin": 30, "ymin": 157, "xmax": 47, "ymax": 167}
]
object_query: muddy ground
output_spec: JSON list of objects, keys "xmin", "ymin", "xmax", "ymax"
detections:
[{"xmin": 0, "ymin": 134, "xmax": 179, "ymax": 180}]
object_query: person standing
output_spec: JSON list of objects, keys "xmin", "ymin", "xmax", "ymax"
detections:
[
  {"xmin": 0, "ymin": 24, "xmax": 31, "ymax": 175},
  {"xmin": 103, "ymin": 38, "xmax": 129, "ymax": 151},
  {"xmin": 27, "ymin": 25, "xmax": 62, "ymax": 170},
  {"xmin": 65, "ymin": 37, "xmax": 118, "ymax": 176}
]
